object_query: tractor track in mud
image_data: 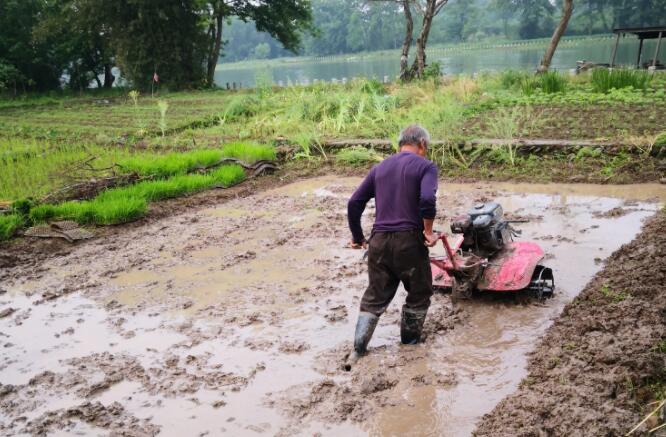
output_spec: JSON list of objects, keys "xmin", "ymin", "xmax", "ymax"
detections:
[
  {"xmin": 0, "ymin": 172, "xmax": 664, "ymax": 436},
  {"xmin": 474, "ymin": 210, "xmax": 666, "ymax": 437}
]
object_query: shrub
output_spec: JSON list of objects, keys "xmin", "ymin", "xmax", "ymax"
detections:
[
  {"xmin": 591, "ymin": 68, "xmax": 652, "ymax": 93},
  {"xmin": 0, "ymin": 214, "xmax": 23, "ymax": 241},
  {"xmin": 422, "ymin": 62, "xmax": 442, "ymax": 81}
]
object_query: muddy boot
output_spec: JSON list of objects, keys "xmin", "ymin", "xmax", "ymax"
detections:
[
  {"xmin": 353, "ymin": 311, "xmax": 379, "ymax": 355},
  {"xmin": 400, "ymin": 308, "xmax": 427, "ymax": 345}
]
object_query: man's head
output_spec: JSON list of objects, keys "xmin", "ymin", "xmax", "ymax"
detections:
[{"xmin": 398, "ymin": 124, "xmax": 430, "ymax": 157}]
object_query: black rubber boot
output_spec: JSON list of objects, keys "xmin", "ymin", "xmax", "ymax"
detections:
[
  {"xmin": 400, "ymin": 307, "xmax": 427, "ymax": 345},
  {"xmin": 353, "ymin": 311, "xmax": 379, "ymax": 354}
]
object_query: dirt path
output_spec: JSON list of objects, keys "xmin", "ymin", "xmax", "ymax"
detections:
[
  {"xmin": 474, "ymin": 210, "xmax": 666, "ymax": 437},
  {"xmin": 1, "ymin": 177, "xmax": 664, "ymax": 436}
]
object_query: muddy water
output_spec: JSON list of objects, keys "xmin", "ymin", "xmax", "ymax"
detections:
[{"xmin": 1, "ymin": 177, "xmax": 664, "ymax": 436}]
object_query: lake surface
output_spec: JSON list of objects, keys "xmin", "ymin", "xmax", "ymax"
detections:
[{"xmin": 215, "ymin": 36, "xmax": 666, "ymax": 88}]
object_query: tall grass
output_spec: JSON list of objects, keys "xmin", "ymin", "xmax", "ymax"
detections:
[{"xmin": 591, "ymin": 68, "xmax": 652, "ymax": 93}]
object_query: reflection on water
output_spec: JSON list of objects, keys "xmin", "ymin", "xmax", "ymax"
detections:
[{"xmin": 216, "ymin": 38, "xmax": 666, "ymax": 87}]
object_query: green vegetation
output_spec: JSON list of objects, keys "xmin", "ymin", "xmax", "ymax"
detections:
[
  {"xmin": 600, "ymin": 283, "xmax": 628, "ymax": 302},
  {"xmin": 591, "ymin": 69, "xmax": 652, "ymax": 93},
  {"xmin": 0, "ymin": 214, "xmax": 23, "ymax": 241},
  {"xmin": 1, "ymin": 71, "xmax": 664, "ymax": 242},
  {"xmin": 29, "ymin": 165, "xmax": 244, "ymax": 226},
  {"xmin": 335, "ymin": 147, "xmax": 383, "ymax": 166}
]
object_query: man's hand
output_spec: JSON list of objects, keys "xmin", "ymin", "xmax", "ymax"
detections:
[
  {"xmin": 423, "ymin": 231, "xmax": 439, "ymax": 247},
  {"xmin": 349, "ymin": 240, "xmax": 367, "ymax": 249}
]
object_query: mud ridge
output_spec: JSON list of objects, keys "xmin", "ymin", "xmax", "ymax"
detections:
[{"xmin": 474, "ymin": 210, "xmax": 666, "ymax": 436}]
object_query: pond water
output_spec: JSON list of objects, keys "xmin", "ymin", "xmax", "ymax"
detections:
[{"xmin": 215, "ymin": 37, "xmax": 666, "ymax": 88}]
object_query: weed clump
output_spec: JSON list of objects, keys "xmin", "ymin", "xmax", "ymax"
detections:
[{"xmin": 591, "ymin": 68, "xmax": 651, "ymax": 93}]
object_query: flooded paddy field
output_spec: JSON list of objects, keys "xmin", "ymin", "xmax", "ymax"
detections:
[{"xmin": 1, "ymin": 176, "xmax": 664, "ymax": 436}]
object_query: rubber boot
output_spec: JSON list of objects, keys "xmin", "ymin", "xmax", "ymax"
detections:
[
  {"xmin": 400, "ymin": 307, "xmax": 427, "ymax": 345},
  {"xmin": 353, "ymin": 311, "xmax": 379, "ymax": 355}
]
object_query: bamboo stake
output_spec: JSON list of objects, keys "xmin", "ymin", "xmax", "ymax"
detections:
[{"xmin": 626, "ymin": 399, "xmax": 666, "ymax": 436}]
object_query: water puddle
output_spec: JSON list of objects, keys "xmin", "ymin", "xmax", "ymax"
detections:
[{"xmin": 1, "ymin": 176, "xmax": 663, "ymax": 436}]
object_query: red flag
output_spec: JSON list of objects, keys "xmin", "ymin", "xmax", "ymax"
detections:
[{"xmin": 153, "ymin": 72, "xmax": 159, "ymax": 83}]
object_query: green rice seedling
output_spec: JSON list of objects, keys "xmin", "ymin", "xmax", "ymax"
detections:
[
  {"xmin": 0, "ymin": 214, "xmax": 23, "ymax": 241},
  {"xmin": 90, "ymin": 197, "xmax": 147, "ymax": 224},
  {"xmin": 220, "ymin": 142, "xmax": 276, "ymax": 162},
  {"xmin": 0, "ymin": 139, "xmax": 132, "ymax": 201},
  {"xmin": 591, "ymin": 68, "xmax": 652, "ymax": 93},
  {"xmin": 335, "ymin": 146, "xmax": 383, "ymax": 166},
  {"xmin": 157, "ymin": 100, "xmax": 169, "ymax": 137},
  {"xmin": 118, "ymin": 149, "xmax": 224, "ymax": 177}
]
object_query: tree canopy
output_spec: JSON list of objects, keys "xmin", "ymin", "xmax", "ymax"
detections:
[{"xmin": 0, "ymin": 0, "xmax": 313, "ymax": 92}]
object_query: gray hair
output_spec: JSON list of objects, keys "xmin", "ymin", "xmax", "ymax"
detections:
[{"xmin": 398, "ymin": 124, "xmax": 430, "ymax": 148}]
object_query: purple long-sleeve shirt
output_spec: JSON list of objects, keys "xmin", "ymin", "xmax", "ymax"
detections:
[{"xmin": 347, "ymin": 151, "xmax": 438, "ymax": 243}]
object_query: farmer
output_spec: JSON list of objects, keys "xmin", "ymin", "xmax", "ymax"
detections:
[{"xmin": 347, "ymin": 124, "xmax": 438, "ymax": 356}]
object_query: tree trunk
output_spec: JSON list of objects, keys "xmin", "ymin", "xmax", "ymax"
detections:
[
  {"xmin": 206, "ymin": 8, "xmax": 224, "ymax": 88},
  {"xmin": 406, "ymin": 0, "xmax": 448, "ymax": 79},
  {"xmin": 103, "ymin": 64, "xmax": 115, "ymax": 89},
  {"xmin": 538, "ymin": 0, "xmax": 574, "ymax": 73},
  {"xmin": 410, "ymin": 0, "xmax": 441, "ymax": 79},
  {"xmin": 399, "ymin": 0, "xmax": 414, "ymax": 81}
]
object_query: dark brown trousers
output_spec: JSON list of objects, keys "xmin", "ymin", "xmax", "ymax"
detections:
[{"xmin": 360, "ymin": 230, "xmax": 433, "ymax": 316}]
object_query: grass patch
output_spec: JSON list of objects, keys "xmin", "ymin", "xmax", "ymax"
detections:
[
  {"xmin": 0, "ymin": 214, "xmax": 24, "ymax": 241},
  {"xmin": 30, "ymin": 165, "xmax": 245, "ymax": 226},
  {"xmin": 591, "ymin": 68, "xmax": 652, "ymax": 93},
  {"xmin": 335, "ymin": 147, "xmax": 383, "ymax": 166}
]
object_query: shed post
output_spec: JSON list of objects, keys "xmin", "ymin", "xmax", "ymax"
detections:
[
  {"xmin": 653, "ymin": 31, "xmax": 663, "ymax": 67},
  {"xmin": 610, "ymin": 33, "xmax": 621, "ymax": 67},
  {"xmin": 636, "ymin": 38, "xmax": 644, "ymax": 67}
]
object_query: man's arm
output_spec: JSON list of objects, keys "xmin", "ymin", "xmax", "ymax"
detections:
[
  {"xmin": 420, "ymin": 163, "xmax": 438, "ymax": 246},
  {"xmin": 347, "ymin": 167, "xmax": 376, "ymax": 246}
]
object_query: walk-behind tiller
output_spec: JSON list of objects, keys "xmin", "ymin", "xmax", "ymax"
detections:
[{"xmin": 430, "ymin": 202, "xmax": 554, "ymax": 300}]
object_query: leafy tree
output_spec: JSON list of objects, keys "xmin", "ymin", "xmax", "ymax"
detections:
[
  {"xmin": 34, "ymin": 0, "xmax": 115, "ymax": 90},
  {"xmin": 0, "ymin": 0, "xmax": 64, "ymax": 92},
  {"xmin": 253, "ymin": 42, "xmax": 271, "ymax": 59}
]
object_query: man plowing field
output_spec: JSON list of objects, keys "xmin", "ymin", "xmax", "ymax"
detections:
[{"xmin": 347, "ymin": 124, "xmax": 439, "ymax": 359}]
